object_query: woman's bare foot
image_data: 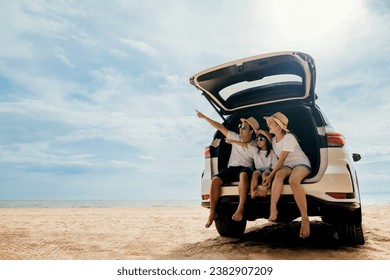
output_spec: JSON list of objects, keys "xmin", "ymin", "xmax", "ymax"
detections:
[
  {"xmin": 205, "ymin": 212, "xmax": 218, "ymax": 228},
  {"xmin": 299, "ymin": 218, "xmax": 310, "ymax": 238},
  {"xmin": 268, "ymin": 208, "xmax": 278, "ymax": 222},
  {"xmin": 232, "ymin": 207, "xmax": 244, "ymax": 222}
]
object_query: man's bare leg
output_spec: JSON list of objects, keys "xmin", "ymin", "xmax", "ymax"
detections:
[
  {"xmin": 205, "ymin": 177, "xmax": 223, "ymax": 228},
  {"xmin": 232, "ymin": 172, "xmax": 249, "ymax": 222}
]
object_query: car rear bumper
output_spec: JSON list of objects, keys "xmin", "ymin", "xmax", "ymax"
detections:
[{"xmin": 202, "ymin": 194, "xmax": 362, "ymax": 224}]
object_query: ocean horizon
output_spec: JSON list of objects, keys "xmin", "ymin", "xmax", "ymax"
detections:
[
  {"xmin": 0, "ymin": 192, "xmax": 389, "ymax": 208},
  {"xmin": 0, "ymin": 199, "xmax": 200, "ymax": 208}
]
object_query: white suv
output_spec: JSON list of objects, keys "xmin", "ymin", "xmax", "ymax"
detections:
[{"xmin": 190, "ymin": 51, "xmax": 364, "ymax": 245}]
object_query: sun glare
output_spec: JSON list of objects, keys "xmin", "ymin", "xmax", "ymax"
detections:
[{"xmin": 257, "ymin": 0, "xmax": 366, "ymax": 43}]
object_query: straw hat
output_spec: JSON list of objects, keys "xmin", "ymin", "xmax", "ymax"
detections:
[
  {"xmin": 256, "ymin": 129, "xmax": 272, "ymax": 143},
  {"xmin": 264, "ymin": 112, "xmax": 289, "ymax": 132},
  {"xmin": 240, "ymin": 117, "xmax": 260, "ymax": 131}
]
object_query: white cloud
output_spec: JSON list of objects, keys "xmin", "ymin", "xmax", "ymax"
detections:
[
  {"xmin": 55, "ymin": 47, "xmax": 75, "ymax": 68},
  {"xmin": 120, "ymin": 38, "xmax": 158, "ymax": 57}
]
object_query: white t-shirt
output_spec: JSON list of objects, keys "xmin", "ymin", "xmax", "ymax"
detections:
[
  {"xmin": 252, "ymin": 149, "xmax": 277, "ymax": 171},
  {"xmin": 226, "ymin": 131, "xmax": 255, "ymax": 168},
  {"xmin": 272, "ymin": 133, "xmax": 311, "ymax": 168}
]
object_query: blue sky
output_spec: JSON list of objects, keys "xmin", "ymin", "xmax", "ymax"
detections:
[{"xmin": 0, "ymin": 0, "xmax": 389, "ymax": 201}]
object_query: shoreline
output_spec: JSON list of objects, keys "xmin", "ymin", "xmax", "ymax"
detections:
[{"xmin": 1, "ymin": 205, "xmax": 389, "ymax": 260}]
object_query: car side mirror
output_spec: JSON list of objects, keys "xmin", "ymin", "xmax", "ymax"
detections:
[{"xmin": 353, "ymin": 153, "xmax": 361, "ymax": 162}]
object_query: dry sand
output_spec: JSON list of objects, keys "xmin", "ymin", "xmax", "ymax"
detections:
[{"xmin": 0, "ymin": 205, "xmax": 389, "ymax": 260}]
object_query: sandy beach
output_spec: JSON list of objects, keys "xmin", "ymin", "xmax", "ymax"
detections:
[{"xmin": 0, "ymin": 205, "xmax": 389, "ymax": 260}]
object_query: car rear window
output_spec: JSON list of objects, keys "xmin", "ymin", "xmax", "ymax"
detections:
[{"xmin": 220, "ymin": 74, "xmax": 302, "ymax": 100}]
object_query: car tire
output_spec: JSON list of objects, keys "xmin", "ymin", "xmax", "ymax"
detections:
[
  {"xmin": 215, "ymin": 217, "xmax": 247, "ymax": 237},
  {"xmin": 335, "ymin": 223, "xmax": 365, "ymax": 246}
]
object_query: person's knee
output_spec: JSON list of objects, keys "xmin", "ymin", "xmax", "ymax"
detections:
[
  {"xmin": 239, "ymin": 172, "xmax": 249, "ymax": 181},
  {"xmin": 289, "ymin": 175, "xmax": 301, "ymax": 188},
  {"xmin": 252, "ymin": 171, "xmax": 260, "ymax": 179},
  {"xmin": 274, "ymin": 170, "xmax": 285, "ymax": 182},
  {"xmin": 211, "ymin": 177, "xmax": 223, "ymax": 188}
]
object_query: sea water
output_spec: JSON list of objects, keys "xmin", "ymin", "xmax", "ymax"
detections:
[
  {"xmin": 0, "ymin": 199, "xmax": 200, "ymax": 208},
  {"xmin": 360, "ymin": 192, "xmax": 390, "ymax": 205}
]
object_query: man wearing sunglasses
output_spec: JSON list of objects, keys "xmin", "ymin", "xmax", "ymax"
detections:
[{"xmin": 196, "ymin": 110, "xmax": 259, "ymax": 228}]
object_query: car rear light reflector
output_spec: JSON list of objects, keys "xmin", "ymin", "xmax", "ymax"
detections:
[
  {"xmin": 326, "ymin": 192, "xmax": 355, "ymax": 199},
  {"xmin": 204, "ymin": 146, "xmax": 211, "ymax": 159},
  {"xmin": 202, "ymin": 194, "xmax": 210, "ymax": 200},
  {"xmin": 327, "ymin": 132, "xmax": 345, "ymax": 147}
]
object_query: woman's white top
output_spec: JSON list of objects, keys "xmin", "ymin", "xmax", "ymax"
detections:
[{"xmin": 272, "ymin": 133, "xmax": 311, "ymax": 168}]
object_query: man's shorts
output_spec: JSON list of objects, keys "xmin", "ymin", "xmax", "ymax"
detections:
[{"xmin": 215, "ymin": 166, "xmax": 253, "ymax": 184}]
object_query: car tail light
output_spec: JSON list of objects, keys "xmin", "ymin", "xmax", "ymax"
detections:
[
  {"xmin": 204, "ymin": 146, "xmax": 211, "ymax": 159},
  {"xmin": 327, "ymin": 132, "xmax": 345, "ymax": 147},
  {"xmin": 202, "ymin": 194, "xmax": 210, "ymax": 200},
  {"xmin": 326, "ymin": 192, "xmax": 355, "ymax": 199}
]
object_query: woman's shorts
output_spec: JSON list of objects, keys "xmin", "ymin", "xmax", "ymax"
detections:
[
  {"xmin": 215, "ymin": 166, "xmax": 253, "ymax": 184},
  {"xmin": 284, "ymin": 164, "xmax": 311, "ymax": 173}
]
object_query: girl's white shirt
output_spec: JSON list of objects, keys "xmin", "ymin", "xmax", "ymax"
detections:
[{"xmin": 252, "ymin": 149, "xmax": 277, "ymax": 171}]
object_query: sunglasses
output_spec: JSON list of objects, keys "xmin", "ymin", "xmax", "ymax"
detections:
[
  {"xmin": 238, "ymin": 123, "xmax": 249, "ymax": 130},
  {"xmin": 257, "ymin": 136, "xmax": 266, "ymax": 142}
]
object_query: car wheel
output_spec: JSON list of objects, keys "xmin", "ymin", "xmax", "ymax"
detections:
[
  {"xmin": 335, "ymin": 223, "xmax": 365, "ymax": 246},
  {"xmin": 215, "ymin": 218, "xmax": 247, "ymax": 238}
]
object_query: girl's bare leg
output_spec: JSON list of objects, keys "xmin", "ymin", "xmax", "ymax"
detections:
[
  {"xmin": 257, "ymin": 171, "xmax": 271, "ymax": 197},
  {"xmin": 250, "ymin": 171, "xmax": 260, "ymax": 198}
]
